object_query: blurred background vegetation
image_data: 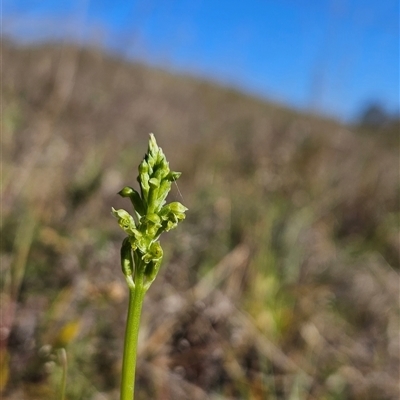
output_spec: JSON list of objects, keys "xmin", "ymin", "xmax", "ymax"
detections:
[{"xmin": 1, "ymin": 4, "xmax": 399, "ymax": 399}]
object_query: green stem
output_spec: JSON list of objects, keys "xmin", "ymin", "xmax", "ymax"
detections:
[
  {"xmin": 57, "ymin": 348, "xmax": 67, "ymax": 400},
  {"xmin": 120, "ymin": 271, "xmax": 146, "ymax": 400}
]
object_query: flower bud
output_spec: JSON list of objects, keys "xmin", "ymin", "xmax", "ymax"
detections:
[
  {"xmin": 166, "ymin": 171, "xmax": 181, "ymax": 181},
  {"xmin": 118, "ymin": 186, "xmax": 145, "ymax": 216}
]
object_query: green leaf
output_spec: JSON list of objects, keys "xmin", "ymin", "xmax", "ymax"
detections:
[{"xmin": 120, "ymin": 237, "xmax": 134, "ymax": 278}]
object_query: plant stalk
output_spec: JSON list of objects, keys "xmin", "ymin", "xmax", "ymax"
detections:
[
  {"xmin": 114, "ymin": 134, "xmax": 187, "ymax": 399},
  {"xmin": 57, "ymin": 348, "xmax": 67, "ymax": 400},
  {"xmin": 120, "ymin": 272, "xmax": 146, "ymax": 400}
]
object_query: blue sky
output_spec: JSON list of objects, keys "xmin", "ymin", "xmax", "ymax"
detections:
[{"xmin": 3, "ymin": 0, "xmax": 399, "ymax": 121}]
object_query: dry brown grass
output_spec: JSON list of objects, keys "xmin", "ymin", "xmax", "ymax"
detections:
[{"xmin": 1, "ymin": 39, "xmax": 399, "ymax": 399}]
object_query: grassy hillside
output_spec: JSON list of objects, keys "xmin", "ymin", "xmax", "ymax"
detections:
[{"xmin": 1, "ymin": 40, "xmax": 399, "ymax": 400}]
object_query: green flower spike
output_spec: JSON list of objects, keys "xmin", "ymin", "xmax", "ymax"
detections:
[{"xmin": 112, "ymin": 133, "xmax": 187, "ymax": 400}]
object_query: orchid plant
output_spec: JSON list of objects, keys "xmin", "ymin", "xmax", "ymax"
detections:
[{"xmin": 112, "ymin": 134, "xmax": 187, "ymax": 400}]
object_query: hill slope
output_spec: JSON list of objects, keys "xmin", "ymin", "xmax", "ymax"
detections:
[{"xmin": 2, "ymin": 41, "xmax": 399, "ymax": 400}]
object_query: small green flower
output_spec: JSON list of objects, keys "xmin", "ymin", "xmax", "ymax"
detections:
[
  {"xmin": 142, "ymin": 242, "xmax": 163, "ymax": 264},
  {"xmin": 111, "ymin": 208, "xmax": 137, "ymax": 236}
]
